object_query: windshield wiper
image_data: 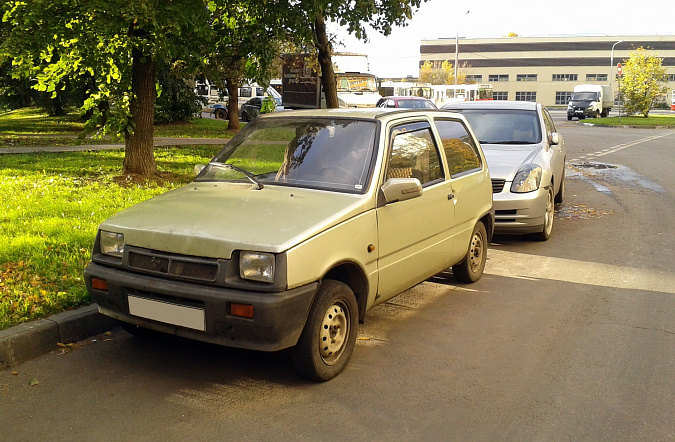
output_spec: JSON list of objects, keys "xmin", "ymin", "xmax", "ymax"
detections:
[
  {"xmin": 208, "ymin": 162, "xmax": 264, "ymax": 190},
  {"xmin": 480, "ymin": 140, "xmax": 533, "ymax": 145}
]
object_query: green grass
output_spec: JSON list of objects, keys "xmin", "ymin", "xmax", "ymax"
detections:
[
  {"xmin": 0, "ymin": 107, "xmax": 238, "ymax": 148},
  {"xmin": 0, "ymin": 145, "xmax": 222, "ymax": 330},
  {"xmin": 586, "ymin": 114, "xmax": 675, "ymax": 127}
]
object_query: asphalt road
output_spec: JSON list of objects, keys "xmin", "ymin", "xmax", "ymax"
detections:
[{"xmin": 1, "ymin": 124, "xmax": 674, "ymax": 441}]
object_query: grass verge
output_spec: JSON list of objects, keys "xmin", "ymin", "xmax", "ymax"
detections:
[
  {"xmin": 0, "ymin": 145, "xmax": 221, "ymax": 330},
  {"xmin": 0, "ymin": 107, "xmax": 238, "ymax": 148},
  {"xmin": 584, "ymin": 114, "xmax": 675, "ymax": 127}
]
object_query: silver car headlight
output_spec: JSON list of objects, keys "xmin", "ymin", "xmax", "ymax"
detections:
[
  {"xmin": 240, "ymin": 252, "xmax": 275, "ymax": 283},
  {"xmin": 100, "ymin": 231, "xmax": 125, "ymax": 257},
  {"xmin": 511, "ymin": 164, "xmax": 542, "ymax": 193}
]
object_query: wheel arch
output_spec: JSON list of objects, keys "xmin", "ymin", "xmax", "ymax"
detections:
[{"xmin": 322, "ymin": 261, "xmax": 369, "ymax": 323}]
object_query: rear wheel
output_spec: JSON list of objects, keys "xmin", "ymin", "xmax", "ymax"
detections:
[
  {"xmin": 452, "ymin": 221, "xmax": 487, "ymax": 283},
  {"xmin": 215, "ymin": 108, "xmax": 227, "ymax": 120},
  {"xmin": 292, "ymin": 280, "xmax": 358, "ymax": 382}
]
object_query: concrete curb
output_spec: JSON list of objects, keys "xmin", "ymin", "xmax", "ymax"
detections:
[{"xmin": 0, "ymin": 304, "xmax": 118, "ymax": 368}]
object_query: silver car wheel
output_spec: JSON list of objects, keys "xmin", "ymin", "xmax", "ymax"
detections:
[{"xmin": 468, "ymin": 230, "xmax": 485, "ymax": 273}]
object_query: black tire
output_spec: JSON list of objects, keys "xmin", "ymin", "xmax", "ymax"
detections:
[
  {"xmin": 567, "ymin": 115, "xmax": 572, "ymax": 121},
  {"xmin": 215, "ymin": 108, "xmax": 227, "ymax": 120},
  {"xmin": 241, "ymin": 111, "xmax": 249, "ymax": 122},
  {"xmin": 532, "ymin": 187, "xmax": 555, "ymax": 241},
  {"xmin": 292, "ymin": 280, "xmax": 358, "ymax": 382},
  {"xmin": 452, "ymin": 221, "xmax": 488, "ymax": 283},
  {"xmin": 554, "ymin": 171, "xmax": 565, "ymax": 206}
]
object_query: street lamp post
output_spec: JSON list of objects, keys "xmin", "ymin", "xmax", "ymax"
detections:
[
  {"xmin": 454, "ymin": 10, "xmax": 470, "ymax": 85},
  {"xmin": 610, "ymin": 40, "xmax": 623, "ymax": 88}
]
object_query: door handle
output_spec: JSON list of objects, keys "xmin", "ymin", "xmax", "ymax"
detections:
[{"xmin": 448, "ymin": 194, "xmax": 455, "ymax": 200}]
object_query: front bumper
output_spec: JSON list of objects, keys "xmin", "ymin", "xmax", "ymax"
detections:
[
  {"xmin": 492, "ymin": 186, "xmax": 550, "ymax": 234},
  {"xmin": 84, "ymin": 262, "xmax": 317, "ymax": 352}
]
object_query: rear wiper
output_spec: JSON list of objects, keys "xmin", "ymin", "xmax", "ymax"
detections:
[{"xmin": 208, "ymin": 162, "xmax": 264, "ymax": 189}]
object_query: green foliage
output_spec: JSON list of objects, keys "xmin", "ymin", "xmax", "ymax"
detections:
[
  {"xmin": 154, "ymin": 63, "xmax": 202, "ymax": 124},
  {"xmin": 419, "ymin": 60, "xmax": 459, "ymax": 85},
  {"xmin": 0, "ymin": 145, "xmax": 220, "ymax": 330},
  {"xmin": 620, "ymin": 47, "xmax": 668, "ymax": 117}
]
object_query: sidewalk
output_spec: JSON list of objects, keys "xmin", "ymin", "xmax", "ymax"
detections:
[{"xmin": 0, "ymin": 137, "xmax": 231, "ymax": 154}]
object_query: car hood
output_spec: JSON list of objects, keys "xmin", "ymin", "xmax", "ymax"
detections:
[
  {"xmin": 481, "ymin": 143, "xmax": 543, "ymax": 181},
  {"xmin": 99, "ymin": 182, "xmax": 369, "ymax": 259}
]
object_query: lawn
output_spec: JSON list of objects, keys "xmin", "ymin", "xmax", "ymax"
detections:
[
  {"xmin": 0, "ymin": 146, "xmax": 224, "ymax": 330},
  {"xmin": 0, "ymin": 107, "xmax": 239, "ymax": 148},
  {"xmin": 584, "ymin": 114, "xmax": 675, "ymax": 127}
]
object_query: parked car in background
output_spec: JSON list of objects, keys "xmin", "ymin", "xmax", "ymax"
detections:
[
  {"xmin": 442, "ymin": 101, "xmax": 566, "ymax": 240},
  {"xmin": 84, "ymin": 108, "xmax": 494, "ymax": 381},
  {"xmin": 240, "ymin": 97, "xmax": 263, "ymax": 121},
  {"xmin": 376, "ymin": 96, "xmax": 437, "ymax": 109}
]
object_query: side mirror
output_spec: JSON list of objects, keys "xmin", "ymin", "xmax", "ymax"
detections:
[
  {"xmin": 549, "ymin": 133, "xmax": 560, "ymax": 146},
  {"xmin": 381, "ymin": 178, "xmax": 423, "ymax": 203},
  {"xmin": 194, "ymin": 164, "xmax": 206, "ymax": 176}
]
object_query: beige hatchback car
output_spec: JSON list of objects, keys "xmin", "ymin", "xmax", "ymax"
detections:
[{"xmin": 85, "ymin": 108, "xmax": 494, "ymax": 381}]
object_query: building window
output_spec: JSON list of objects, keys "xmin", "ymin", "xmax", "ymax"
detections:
[
  {"xmin": 466, "ymin": 75, "xmax": 482, "ymax": 83},
  {"xmin": 587, "ymin": 74, "xmax": 608, "ymax": 82},
  {"xmin": 556, "ymin": 92, "xmax": 573, "ymax": 105},
  {"xmin": 515, "ymin": 92, "xmax": 536, "ymax": 102},
  {"xmin": 489, "ymin": 74, "xmax": 509, "ymax": 82},
  {"xmin": 517, "ymin": 74, "xmax": 537, "ymax": 82},
  {"xmin": 667, "ymin": 74, "xmax": 675, "ymax": 82},
  {"xmin": 552, "ymin": 74, "xmax": 578, "ymax": 81},
  {"xmin": 493, "ymin": 92, "xmax": 508, "ymax": 100}
]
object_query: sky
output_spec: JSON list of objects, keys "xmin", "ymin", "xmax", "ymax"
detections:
[{"xmin": 330, "ymin": 0, "xmax": 675, "ymax": 78}]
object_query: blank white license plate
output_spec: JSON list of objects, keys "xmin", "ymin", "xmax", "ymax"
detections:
[{"xmin": 128, "ymin": 296, "xmax": 205, "ymax": 331}]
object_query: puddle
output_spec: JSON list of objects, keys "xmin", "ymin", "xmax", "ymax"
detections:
[{"xmin": 567, "ymin": 162, "xmax": 665, "ymax": 194}]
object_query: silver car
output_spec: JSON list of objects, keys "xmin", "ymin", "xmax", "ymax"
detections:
[{"xmin": 442, "ymin": 101, "xmax": 566, "ymax": 240}]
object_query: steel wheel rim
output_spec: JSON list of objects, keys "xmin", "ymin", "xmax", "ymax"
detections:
[
  {"xmin": 319, "ymin": 301, "xmax": 350, "ymax": 365},
  {"xmin": 469, "ymin": 230, "xmax": 485, "ymax": 273}
]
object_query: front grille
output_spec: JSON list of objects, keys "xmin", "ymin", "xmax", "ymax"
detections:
[
  {"xmin": 128, "ymin": 249, "xmax": 219, "ymax": 283},
  {"xmin": 492, "ymin": 179, "xmax": 506, "ymax": 193}
]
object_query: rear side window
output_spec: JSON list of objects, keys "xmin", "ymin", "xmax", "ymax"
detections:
[{"xmin": 434, "ymin": 119, "xmax": 482, "ymax": 177}]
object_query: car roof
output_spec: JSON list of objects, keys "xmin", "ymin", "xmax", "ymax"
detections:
[
  {"xmin": 257, "ymin": 107, "xmax": 464, "ymax": 123},
  {"xmin": 442, "ymin": 100, "xmax": 539, "ymax": 111},
  {"xmin": 382, "ymin": 96, "xmax": 432, "ymax": 101}
]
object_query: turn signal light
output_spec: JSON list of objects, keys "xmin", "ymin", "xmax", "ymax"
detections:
[
  {"xmin": 91, "ymin": 278, "xmax": 108, "ymax": 291},
  {"xmin": 230, "ymin": 303, "xmax": 254, "ymax": 319}
]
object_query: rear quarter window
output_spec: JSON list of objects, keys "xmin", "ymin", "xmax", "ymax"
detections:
[{"xmin": 434, "ymin": 119, "xmax": 482, "ymax": 177}]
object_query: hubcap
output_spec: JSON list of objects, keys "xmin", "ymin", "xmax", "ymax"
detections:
[
  {"xmin": 319, "ymin": 302, "xmax": 349, "ymax": 365},
  {"xmin": 469, "ymin": 232, "xmax": 484, "ymax": 273},
  {"xmin": 544, "ymin": 191, "xmax": 554, "ymax": 234}
]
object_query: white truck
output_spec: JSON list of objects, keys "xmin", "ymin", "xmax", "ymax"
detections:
[{"xmin": 567, "ymin": 84, "xmax": 613, "ymax": 120}]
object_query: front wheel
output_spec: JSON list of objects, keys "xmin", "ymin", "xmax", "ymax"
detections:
[
  {"xmin": 452, "ymin": 221, "xmax": 488, "ymax": 283},
  {"xmin": 292, "ymin": 280, "xmax": 358, "ymax": 382},
  {"xmin": 532, "ymin": 187, "xmax": 555, "ymax": 241}
]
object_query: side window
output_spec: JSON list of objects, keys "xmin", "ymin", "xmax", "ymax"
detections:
[
  {"xmin": 387, "ymin": 122, "xmax": 443, "ymax": 186},
  {"xmin": 542, "ymin": 108, "xmax": 556, "ymax": 138},
  {"xmin": 434, "ymin": 119, "xmax": 482, "ymax": 177},
  {"xmin": 240, "ymin": 87, "xmax": 252, "ymax": 98}
]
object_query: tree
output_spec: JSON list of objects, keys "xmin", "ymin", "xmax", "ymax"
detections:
[
  {"xmin": 283, "ymin": 0, "xmax": 431, "ymax": 108},
  {"xmin": 620, "ymin": 47, "xmax": 668, "ymax": 117},
  {"xmin": 418, "ymin": 60, "xmax": 466, "ymax": 85},
  {"xmin": 2, "ymin": 0, "xmax": 211, "ymax": 175}
]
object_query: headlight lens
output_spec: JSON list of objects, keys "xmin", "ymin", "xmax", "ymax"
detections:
[
  {"xmin": 240, "ymin": 252, "xmax": 275, "ymax": 283},
  {"xmin": 100, "ymin": 231, "xmax": 125, "ymax": 257},
  {"xmin": 511, "ymin": 164, "xmax": 542, "ymax": 193}
]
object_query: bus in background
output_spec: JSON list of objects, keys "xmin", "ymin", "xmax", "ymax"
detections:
[
  {"xmin": 378, "ymin": 81, "xmax": 433, "ymax": 99},
  {"xmin": 431, "ymin": 84, "xmax": 493, "ymax": 107}
]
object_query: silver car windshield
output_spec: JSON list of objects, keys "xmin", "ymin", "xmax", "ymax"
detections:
[
  {"xmin": 452, "ymin": 109, "xmax": 542, "ymax": 145},
  {"xmin": 196, "ymin": 117, "xmax": 378, "ymax": 193}
]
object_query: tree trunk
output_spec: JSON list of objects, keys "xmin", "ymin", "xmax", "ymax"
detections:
[
  {"xmin": 123, "ymin": 47, "xmax": 157, "ymax": 175},
  {"xmin": 226, "ymin": 77, "xmax": 241, "ymax": 131},
  {"xmin": 313, "ymin": 16, "xmax": 338, "ymax": 108}
]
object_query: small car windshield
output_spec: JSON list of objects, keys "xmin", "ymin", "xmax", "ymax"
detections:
[
  {"xmin": 452, "ymin": 109, "xmax": 542, "ymax": 145},
  {"xmin": 196, "ymin": 117, "xmax": 378, "ymax": 193}
]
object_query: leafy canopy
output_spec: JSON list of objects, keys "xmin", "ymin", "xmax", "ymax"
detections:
[{"xmin": 620, "ymin": 47, "xmax": 668, "ymax": 117}]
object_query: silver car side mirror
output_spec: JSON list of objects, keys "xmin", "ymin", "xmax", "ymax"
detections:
[{"xmin": 550, "ymin": 132, "xmax": 560, "ymax": 145}]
